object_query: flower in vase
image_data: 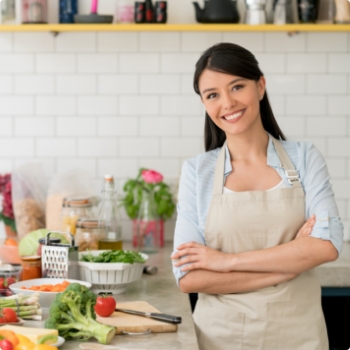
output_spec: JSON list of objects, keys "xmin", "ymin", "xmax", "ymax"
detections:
[
  {"xmin": 0, "ymin": 174, "xmax": 16, "ymax": 233},
  {"xmin": 141, "ymin": 169, "xmax": 163, "ymax": 184}
]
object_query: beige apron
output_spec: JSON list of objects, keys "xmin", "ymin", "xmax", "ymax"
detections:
[{"xmin": 193, "ymin": 137, "xmax": 328, "ymax": 350}]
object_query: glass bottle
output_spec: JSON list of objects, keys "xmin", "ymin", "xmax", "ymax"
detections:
[
  {"xmin": 59, "ymin": 0, "xmax": 78, "ymax": 23},
  {"xmin": 98, "ymin": 175, "xmax": 123, "ymax": 251},
  {"xmin": 1, "ymin": 0, "xmax": 16, "ymax": 24},
  {"xmin": 145, "ymin": 0, "xmax": 154, "ymax": 23},
  {"xmin": 136, "ymin": 188, "xmax": 160, "ymax": 254}
]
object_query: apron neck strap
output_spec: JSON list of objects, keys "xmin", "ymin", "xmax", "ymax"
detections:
[
  {"xmin": 212, "ymin": 136, "xmax": 302, "ymax": 196},
  {"xmin": 212, "ymin": 141, "xmax": 227, "ymax": 196},
  {"xmin": 271, "ymin": 137, "xmax": 301, "ymax": 188}
]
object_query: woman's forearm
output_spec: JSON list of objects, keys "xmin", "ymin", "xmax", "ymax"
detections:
[
  {"xmin": 179, "ymin": 269, "xmax": 297, "ymax": 294},
  {"xmin": 230, "ymin": 236, "xmax": 338, "ymax": 275}
]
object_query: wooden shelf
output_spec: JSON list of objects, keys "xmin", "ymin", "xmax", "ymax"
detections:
[{"xmin": 0, "ymin": 23, "xmax": 350, "ymax": 33}]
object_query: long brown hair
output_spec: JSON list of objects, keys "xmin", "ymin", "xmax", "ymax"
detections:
[{"xmin": 193, "ymin": 43, "xmax": 286, "ymax": 152}]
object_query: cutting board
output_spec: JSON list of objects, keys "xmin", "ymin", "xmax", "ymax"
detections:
[{"xmin": 96, "ymin": 301, "xmax": 178, "ymax": 335}]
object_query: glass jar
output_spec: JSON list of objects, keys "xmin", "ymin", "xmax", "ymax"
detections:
[
  {"xmin": 76, "ymin": 219, "xmax": 100, "ymax": 252},
  {"xmin": 21, "ymin": 0, "xmax": 48, "ymax": 24},
  {"xmin": 36, "ymin": 237, "xmax": 61, "ymax": 256},
  {"xmin": 21, "ymin": 256, "xmax": 42, "ymax": 280},
  {"xmin": 61, "ymin": 196, "xmax": 95, "ymax": 235}
]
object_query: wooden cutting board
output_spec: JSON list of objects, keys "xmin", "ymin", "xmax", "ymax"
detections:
[{"xmin": 96, "ymin": 301, "xmax": 178, "ymax": 335}]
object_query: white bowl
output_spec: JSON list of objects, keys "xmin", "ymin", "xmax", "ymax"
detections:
[
  {"xmin": 9, "ymin": 278, "xmax": 92, "ymax": 309},
  {"xmin": 78, "ymin": 250, "xmax": 148, "ymax": 294}
]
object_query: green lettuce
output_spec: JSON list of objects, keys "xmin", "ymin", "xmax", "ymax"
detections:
[{"xmin": 19, "ymin": 229, "xmax": 69, "ymax": 256}]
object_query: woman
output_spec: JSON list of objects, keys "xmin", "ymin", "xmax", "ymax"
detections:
[{"xmin": 171, "ymin": 43, "xmax": 343, "ymax": 350}]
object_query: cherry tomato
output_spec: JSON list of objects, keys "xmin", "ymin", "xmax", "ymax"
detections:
[
  {"xmin": 2, "ymin": 308, "xmax": 18, "ymax": 323},
  {"xmin": 94, "ymin": 295, "xmax": 116, "ymax": 317},
  {"xmin": 0, "ymin": 339, "xmax": 13, "ymax": 350}
]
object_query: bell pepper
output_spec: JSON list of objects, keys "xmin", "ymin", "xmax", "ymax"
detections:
[
  {"xmin": 32, "ymin": 345, "xmax": 58, "ymax": 350},
  {"xmin": 14, "ymin": 334, "xmax": 35, "ymax": 350},
  {"xmin": 0, "ymin": 330, "xmax": 19, "ymax": 348}
]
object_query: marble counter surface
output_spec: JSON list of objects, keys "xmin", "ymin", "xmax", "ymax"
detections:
[
  {"xmin": 25, "ymin": 243, "xmax": 199, "ymax": 350},
  {"xmin": 24, "ymin": 241, "xmax": 350, "ymax": 349},
  {"xmin": 316, "ymin": 241, "xmax": 350, "ymax": 287}
]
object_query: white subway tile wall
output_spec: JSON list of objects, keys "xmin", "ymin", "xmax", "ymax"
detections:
[{"xmin": 0, "ymin": 32, "xmax": 349, "ymax": 242}]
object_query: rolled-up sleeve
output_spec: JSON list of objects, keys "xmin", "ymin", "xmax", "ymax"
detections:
[
  {"xmin": 300, "ymin": 142, "xmax": 344, "ymax": 255},
  {"xmin": 172, "ymin": 159, "xmax": 205, "ymax": 286}
]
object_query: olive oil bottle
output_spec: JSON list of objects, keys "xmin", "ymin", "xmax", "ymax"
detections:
[{"xmin": 98, "ymin": 175, "xmax": 123, "ymax": 251}]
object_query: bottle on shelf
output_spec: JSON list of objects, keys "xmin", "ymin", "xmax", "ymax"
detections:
[
  {"xmin": 0, "ymin": 0, "xmax": 16, "ymax": 24},
  {"xmin": 145, "ymin": 0, "xmax": 154, "ymax": 23},
  {"xmin": 98, "ymin": 175, "xmax": 123, "ymax": 251}
]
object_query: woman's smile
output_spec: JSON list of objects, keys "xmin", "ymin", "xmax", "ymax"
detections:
[{"xmin": 222, "ymin": 109, "xmax": 245, "ymax": 123}]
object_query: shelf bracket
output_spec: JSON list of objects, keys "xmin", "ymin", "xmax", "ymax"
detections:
[
  {"xmin": 49, "ymin": 31, "xmax": 59, "ymax": 37},
  {"xmin": 287, "ymin": 31, "xmax": 299, "ymax": 36}
]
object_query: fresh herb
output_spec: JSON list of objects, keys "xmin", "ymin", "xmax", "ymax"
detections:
[{"xmin": 80, "ymin": 250, "xmax": 146, "ymax": 264}]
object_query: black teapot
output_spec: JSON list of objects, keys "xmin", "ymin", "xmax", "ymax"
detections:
[{"xmin": 193, "ymin": 0, "xmax": 240, "ymax": 23}]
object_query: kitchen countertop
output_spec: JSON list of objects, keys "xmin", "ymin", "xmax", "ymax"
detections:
[
  {"xmin": 24, "ymin": 241, "xmax": 350, "ymax": 349},
  {"xmin": 316, "ymin": 241, "xmax": 350, "ymax": 287},
  {"xmin": 25, "ymin": 243, "xmax": 199, "ymax": 350}
]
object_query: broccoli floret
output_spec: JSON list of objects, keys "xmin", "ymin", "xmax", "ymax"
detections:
[{"xmin": 45, "ymin": 283, "xmax": 116, "ymax": 344}]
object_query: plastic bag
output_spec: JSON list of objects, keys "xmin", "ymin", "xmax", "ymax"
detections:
[
  {"xmin": 12, "ymin": 163, "xmax": 47, "ymax": 240},
  {"xmin": 46, "ymin": 169, "xmax": 96, "ymax": 231}
]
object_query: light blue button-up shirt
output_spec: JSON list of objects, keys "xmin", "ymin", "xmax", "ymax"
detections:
[{"xmin": 173, "ymin": 135, "xmax": 344, "ymax": 285}]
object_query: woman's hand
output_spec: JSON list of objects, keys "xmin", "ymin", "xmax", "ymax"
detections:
[
  {"xmin": 171, "ymin": 242, "xmax": 234, "ymax": 273},
  {"xmin": 295, "ymin": 214, "xmax": 316, "ymax": 239}
]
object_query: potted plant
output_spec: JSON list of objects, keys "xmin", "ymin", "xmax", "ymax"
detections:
[
  {"xmin": 0, "ymin": 174, "xmax": 16, "ymax": 237},
  {"xmin": 121, "ymin": 168, "xmax": 176, "ymax": 247}
]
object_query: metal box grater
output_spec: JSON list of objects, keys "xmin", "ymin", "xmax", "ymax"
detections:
[{"xmin": 41, "ymin": 231, "xmax": 79, "ymax": 280}]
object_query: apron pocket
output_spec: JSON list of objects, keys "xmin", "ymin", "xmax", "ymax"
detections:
[
  {"xmin": 193, "ymin": 302, "xmax": 245, "ymax": 350},
  {"xmin": 264, "ymin": 301, "xmax": 328, "ymax": 350}
]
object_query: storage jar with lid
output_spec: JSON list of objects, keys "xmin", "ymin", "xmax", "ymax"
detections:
[
  {"xmin": 76, "ymin": 219, "xmax": 100, "ymax": 252},
  {"xmin": 61, "ymin": 196, "xmax": 95, "ymax": 235},
  {"xmin": 21, "ymin": 256, "xmax": 42, "ymax": 280}
]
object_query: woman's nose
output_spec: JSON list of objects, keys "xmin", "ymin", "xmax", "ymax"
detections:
[{"xmin": 222, "ymin": 93, "xmax": 236, "ymax": 110}]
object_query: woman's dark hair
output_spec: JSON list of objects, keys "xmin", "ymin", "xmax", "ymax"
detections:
[{"xmin": 193, "ymin": 43, "xmax": 286, "ymax": 152}]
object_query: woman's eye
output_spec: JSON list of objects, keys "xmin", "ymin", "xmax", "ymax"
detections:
[
  {"xmin": 207, "ymin": 93, "xmax": 217, "ymax": 99},
  {"xmin": 233, "ymin": 85, "xmax": 243, "ymax": 91}
]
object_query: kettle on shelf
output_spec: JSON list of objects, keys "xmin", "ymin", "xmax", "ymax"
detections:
[{"xmin": 192, "ymin": 0, "xmax": 240, "ymax": 23}]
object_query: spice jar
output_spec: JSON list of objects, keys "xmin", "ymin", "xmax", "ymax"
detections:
[
  {"xmin": 21, "ymin": 0, "xmax": 48, "ymax": 23},
  {"xmin": 36, "ymin": 237, "xmax": 61, "ymax": 256},
  {"xmin": 61, "ymin": 196, "xmax": 95, "ymax": 235},
  {"xmin": 21, "ymin": 256, "xmax": 42, "ymax": 280},
  {"xmin": 76, "ymin": 219, "xmax": 100, "ymax": 252}
]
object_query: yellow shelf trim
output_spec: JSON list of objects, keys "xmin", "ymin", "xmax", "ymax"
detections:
[{"xmin": 0, "ymin": 23, "xmax": 350, "ymax": 32}]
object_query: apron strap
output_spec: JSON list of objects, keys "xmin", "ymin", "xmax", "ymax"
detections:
[
  {"xmin": 212, "ymin": 141, "xmax": 227, "ymax": 196},
  {"xmin": 271, "ymin": 137, "xmax": 302, "ymax": 188}
]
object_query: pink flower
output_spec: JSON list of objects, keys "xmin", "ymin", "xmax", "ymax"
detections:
[{"xmin": 141, "ymin": 169, "xmax": 163, "ymax": 184}]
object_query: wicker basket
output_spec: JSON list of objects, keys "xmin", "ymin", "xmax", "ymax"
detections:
[{"xmin": 78, "ymin": 250, "xmax": 148, "ymax": 294}]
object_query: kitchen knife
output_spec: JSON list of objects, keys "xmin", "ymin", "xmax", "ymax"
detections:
[{"xmin": 115, "ymin": 308, "xmax": 182, "ymax": 324}]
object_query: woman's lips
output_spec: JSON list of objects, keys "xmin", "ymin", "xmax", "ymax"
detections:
[{"xmin": 222, "ymin": 109, "xmax": 245, "ymax": 123}]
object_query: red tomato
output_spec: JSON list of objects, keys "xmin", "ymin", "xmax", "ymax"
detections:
[
  {"xmin": 4, "ymin": 278, "xmax": 16, "ymax": 287},
  {"xmin": 0, "ymin": 318, "xmax": 6, "ymax": 323},
  {"xmin": 2, "ymin": 308, "xmax": 18, "ymax": 323},
  {"xmin": 0, "ymin": 339, "xmax": 13, "ymax": 350},
  {"xmin": 94, "ymin": 295, "xmax": 116, "ymax": 317}
]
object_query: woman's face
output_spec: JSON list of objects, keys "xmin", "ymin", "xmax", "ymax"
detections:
[{"xmin": 198, "ymin": 69, "xmax": 266, "ymax": 137}]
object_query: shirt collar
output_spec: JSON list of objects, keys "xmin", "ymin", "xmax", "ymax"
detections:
[{"xmin": 223, "ymin": 133, "xmax": 281, "ymax": 177}]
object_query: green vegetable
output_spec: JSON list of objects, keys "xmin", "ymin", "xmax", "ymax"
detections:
[
  {"xmin": 45, "ymin": 283, "xmax": 115, "ymax": 344},
  {"xmin": 19, "ymin": 229, "xmax": 69, "ymax": 256},
  {"xmin": 80, "ymin": 250, "xmax": 146, "ymax": 264}
]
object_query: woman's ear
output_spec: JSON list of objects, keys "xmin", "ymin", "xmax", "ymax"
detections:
[{"xmin": 258, "ymin": 76, "xmax": 266, "ymax": 100}]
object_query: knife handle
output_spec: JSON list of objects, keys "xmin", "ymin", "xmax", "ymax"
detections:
[{"xmin": 149, "ymin": 312, "xmax": 182, "ymax": 324}]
